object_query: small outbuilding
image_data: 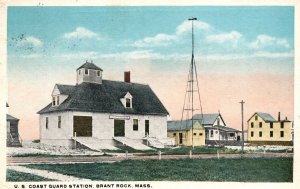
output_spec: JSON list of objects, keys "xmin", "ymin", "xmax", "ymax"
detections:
[{"xmin": 167, "ymin": 120, "xmax": 205, "ymax": 146}]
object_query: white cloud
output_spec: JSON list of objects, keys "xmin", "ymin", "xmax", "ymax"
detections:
[
  {"xmin": 249, "ymin": 35, "xmax": 290, "ymax": 49},
  {"xmin": 206, "ymin": 31, "xmax": 242, "ymax": 45},
  {"xmin": 20, "ymin": 53, "xmax": 43, "ymax": 58},
  {"xmin": 132, "ymin": 20, "xmax": 211, "ymax": 48},
  {"xmin": 176, "ymin": 20, "xmax": 211, "ymax": 35},
  {"xmin": 251, "ymin": 51, "xmax": 293, "ymax": 59},
  {"xmin": 16, "ymin": 36, "xmax": 43, "ymax": 47},
  {"xmin": 63, "ymin": 27, "xmax": 102, "ymax": 40},
  {"xmin": 133, "ymin": 34, "xmax": 177, "ymax": 48}
]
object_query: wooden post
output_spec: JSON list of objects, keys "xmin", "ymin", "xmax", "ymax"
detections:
[
  {"xmin": 147, "ymin": 134, "xmax": 149, "ymax": 146},
  {"xmin": 74, "ymin": 132, "xmax": 77, "ymax": 149},
  {"xmin": 217, "ymin": 149, "xmax": 220, "ymax": 159},
  {"xmin": 189, "ymin": 149, "xmax": 192, "ymax": 159},
  {"xmin": 126, "ymin": 150, "xmax": 128, "ymax": 160},
  {"xmin": 158, "ymin": 151, "xmax": 161, "ymax": 160}
]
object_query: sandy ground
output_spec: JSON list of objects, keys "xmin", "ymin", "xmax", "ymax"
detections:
[
  {"xmin": 7, "ymin": 165, "xmax": 91, "ymax": 181},
  {"xmin": 7, "ymin": 141, "xmax": 104, "ymax": 156}
]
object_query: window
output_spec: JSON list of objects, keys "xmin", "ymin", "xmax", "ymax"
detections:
[
  {"xmin": 251, "ymin": 131, "xmax": 254, "ymax": 137},
  {"xmin": 52, "ymin": 97, "xmax": 56, "ymax": 106},
  {"xmin": 97, "ymin": 70, "xmax": 101, "ymax": 77},
  {"xmin": 251, "ymin": 122, "xmax": 254, "ymax": 128},
  {"xmin": 199, "ymin": 133, "xmax": 203, "ymax": 136},
  {"xmin": 145, "ymin": 120, "xmax": 149, "ymax": 136},
  {"xmin": 215, "ymin": 130, "xmax": 218, "ymax": 134},
  {"xmin": 78, "ymin": 70, "xmax": 81, "ymax": 75},
  {"xmin": 173, "ymin": 133, "xmax": 176, "ymax": 136},
  {"xmin": 259, "ymin": 131, "xmax": 262, "ymax": 137},
  {"xmin": 270, "ymin": 131, "xmax": 273, "ymax": 137},
  {"xmin": 229, "ymin": 133, "xmax": 235, "ymax": 137},
  {"xmin": 126, "ymin": 98, "xmax": 131, "ymax": 108},
  {"xmin": 270, "ymin": 122, "xmax": 273, "ymax": 129},
  {"xmin": 259, "ymin": 122, "xmax": 262, "ymax": 128},
  {"xmin": 133, "ymin": 119, "xmax": 138, "ymax": 131},
  {"xmin": 280, "ymin": 131, "xmax": 284, "ymax": 137},
  {"xmin": 46, "ymin": 117, "xmax": 49, "ymax": 129},
  {"xmin": 85, "ymin": 69, "xmax": 89, "ymax": 75},
  {"xmin": 210, "ymin": 130, "xmax": 214, "ymax": 137},
  {"xmin": 57, "ymin": 96, "xmax": 60, "ymax": 105},
  {"xmin": 255, "ymin": 116, "xmax": 258, "ymax": 120},
  {"xmin": 281, "ymin": 122, "xmax": 284, "ymax": 129},
  {"xmin": 58, "ymin": 116, "xmax": 61, "ymax": 128},
  {"xmin": 194, "ymin": 133, "xmax": 197, "ymax": 136},
  {"xmin": 217, "ymin": 118, "xmax": 220, "ymax": 125}
]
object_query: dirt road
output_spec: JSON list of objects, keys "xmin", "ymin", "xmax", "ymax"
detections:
[{"xmin": 7, "ymin": 153, "xmax": 293, "ymax": 165}]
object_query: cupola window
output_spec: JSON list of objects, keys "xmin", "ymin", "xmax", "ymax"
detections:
[
  {"xmin": 85, "ymin": 69, "xmax": 89, "ymax": 75},
  {"xmin": 97, "ymin": 70, "xmax": 101, "ymax": 77}
]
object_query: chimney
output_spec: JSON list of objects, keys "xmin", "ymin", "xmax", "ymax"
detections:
[
  {"xmin": 278, "ymin": 112, "xmax": 281, "ymax": 121},
  {"xmin": 124, "ymin": 71, "xmax": 130, "ymax": 83}
]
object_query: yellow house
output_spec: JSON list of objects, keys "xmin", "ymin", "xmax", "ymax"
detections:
[
  {"xmin": 247, "ymin": 112, "xmax": 292, "ymax": 145},
  {"xmin": 167, "ymin": 120, "xmax": 205, "ymax": 146}
]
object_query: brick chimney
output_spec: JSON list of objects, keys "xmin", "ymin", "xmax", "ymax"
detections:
[
  {"xmin": 278, "ymin": 112, "xmax": 281, "ymax": 121},
  {"xmin": 124, "ymin": 71, "xmax": 130, "ymax": 83}
]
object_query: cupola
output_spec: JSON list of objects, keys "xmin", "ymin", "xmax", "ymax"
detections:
[{"xmin": 76, "ymin": 60, "xmax": 103, "ymax": 84}]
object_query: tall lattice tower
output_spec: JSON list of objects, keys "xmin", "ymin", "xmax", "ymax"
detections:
[{"xmin": 180, "ymin": 17, "xmax": 204, "ymax": 148}]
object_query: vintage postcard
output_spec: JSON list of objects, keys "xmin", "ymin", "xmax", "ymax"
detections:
[{"xmin": 0, "ymin": 0, "xmax": 299, "ymax": 189}]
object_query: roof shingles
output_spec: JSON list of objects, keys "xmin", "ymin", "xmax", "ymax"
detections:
[{"xmin": 38, "ymin": 80, "xmax": 168, "ymax": 115}]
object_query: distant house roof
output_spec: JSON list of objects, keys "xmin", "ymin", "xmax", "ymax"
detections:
[
  {"xmin": 76, "ymin": 62, "xmax": 103, "ymax": 71},
  {"xmin": 192, "ymin": 113, "xmax": 223, "ymax": 125},
  {"xmin": 38, "ymin": 80, "xmax": 168, "ymax": 116},
  {"xmin": 167, "ymin": 120, "xmax": 201, "ymax": 131},
  {"xmin": 7, "ymin": 114, "xmax": 19, "ymax": 121},
  {"xmin": 208, "ymin": 125, "xmax": 240, "ymax": 132},
  {"xmin": 248, "ymin": 112, "xmax": 276, "ymax": 122}
]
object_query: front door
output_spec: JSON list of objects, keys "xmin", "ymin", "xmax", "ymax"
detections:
[
  {"xmin": 114, "ymin": 120, "xmax": 125, "ymax": 137},
  {"xmin": 179, "ymin": 133, "xmax": 183, "ymax": 144},
  {"xmin": 73, "ymin": 116, "xmax": 92, "ymax": 137}
]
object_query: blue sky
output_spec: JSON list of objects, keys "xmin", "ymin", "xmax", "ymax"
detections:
[
  {"xmin": 8, "ymin": 6, "xmax": 293, "ymax": 59},
  {"xmin": 7, "ymin": 6, "xmax": 294, "ymax": 139}
]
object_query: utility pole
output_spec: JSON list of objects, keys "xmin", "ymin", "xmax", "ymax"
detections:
[{"xmin": 239, "ymin": 100, "xmax": 245, "ymax": 154}]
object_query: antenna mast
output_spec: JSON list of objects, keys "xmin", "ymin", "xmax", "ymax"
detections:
[{"xmin": 180, "ymin": 17, "xmax": 204, "ymax": 149}]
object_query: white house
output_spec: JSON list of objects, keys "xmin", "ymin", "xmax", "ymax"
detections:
[
  {"xmin": 38, "ymin": 61, "xmax": 170, "ymax": 150},
  {"xmin": 192, "ymin": 113, "xmax": 241, "ymax": 145}
]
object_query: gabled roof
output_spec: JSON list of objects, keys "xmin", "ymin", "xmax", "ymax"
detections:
[
  {"xmin": 56, "ymin": 84, "xmax": 75, "ymax": 95},
  {"xmin": 7, "ymin": 114, "xmax": 19, "ymax": 121},
  {"xmin": 38, "ymin": 80, "xmax": 168, "ymax": 116},
  {"xmin": 76, "ymin": 62, "xmax": 103, "ymax": 71},
  {"xmin": 208, "ymin": 125, "xmax": 240, "ymax": 132},
  {"xmin": 192, "ymin": 113, "xmax": 223, "ymax": 125},
  {"xmin": 248, "ymin": 112, "xmax": 276, "ymax": 122},
  {"xmin": 167, "ymin": 120, "xmax": 201, "ymax": 131}
]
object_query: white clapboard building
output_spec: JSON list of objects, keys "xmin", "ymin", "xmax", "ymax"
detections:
[{"xmin": 38, "ymin": 61, "xmax": 171, "ymax": 150}]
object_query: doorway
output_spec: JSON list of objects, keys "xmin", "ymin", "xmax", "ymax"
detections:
[
  {"xmin": 114, "ymin": 120, "xmax": 125, "ymax": 137},
  {"xmin": 179, "ymin": 133, "xmax": 183, "ymax": 144},
  {"xmin": 73, "ymin": 116, "xmax": 92, "ymax": 137}
]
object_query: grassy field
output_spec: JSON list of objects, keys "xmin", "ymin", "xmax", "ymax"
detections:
[
  {"xmin": 6, "ymin": 169, "xmax": 54, "ymax": 182},
  {"xmin": 25, "ymin": 157, "xmax": 293, "ymax": 182},
  {"xmin": 104, "ymin": 146, "xmax": 242, "ymax": 155}
]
